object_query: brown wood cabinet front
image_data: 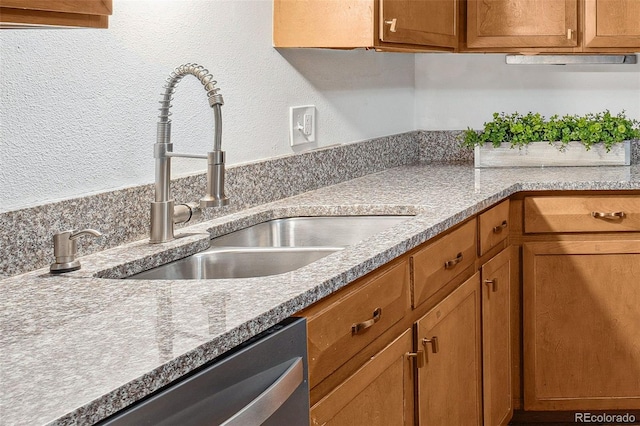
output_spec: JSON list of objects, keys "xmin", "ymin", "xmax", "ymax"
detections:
[
  {"xmin": 310, "ymin": 328, "xmax": 414, "ymax": 426},
  {"xmin": 479, "ymin": 199, "xmax": 510, "ymax": 256},
  {"xmin": 523, "ymin": 240, "xmax": 640, "ymax": 410},
  {"xmin": 302, "ymin": 258, "xmax": 409, "ymax": 389},
  {"xmin": 273, "ymin": 0, "xmax": 458, "ymax": 51},
  {"xmin": 0, "ymin": 0, "xmax": 112, "ymax": 28},
  {"xmin": 584, "ymin": 0, "xmax": 640, "ymax": 49},
  {"xmin": 481, "ymin": 247, "xmax": 513, "ymax": 426},
  {"xmin": 465, "ymin": 0, "xmax": 640, "ymax": 51},
  {"xmin": 466, "ymin": 0, "xmax": 578, "ymax": 48},
  {"xmin": 380, "ymin": 0, "xmax": 458, "ymax": 49},
  {"xmin": 524, "ymin": 195, "xmax": 640, "ymax": 234},
  {"xmin": 411, "ymin": 219, "xmax": 477, "ymax": 308},
  {"xmin": 416, "ymin": 272, "xmax": 483, "ymax": 425}
]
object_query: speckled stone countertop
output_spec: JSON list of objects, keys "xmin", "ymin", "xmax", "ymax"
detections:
[{"xmin": 3, "ymin": 164, "xmax": 640, "ymax": 426}]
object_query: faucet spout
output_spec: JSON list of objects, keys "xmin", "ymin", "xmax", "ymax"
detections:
[
  {"xmin": 200, "ymin": 102, "xmax": 228, "ymax": 208},
  {"xmin": 150, "ymin": 63, "xmax": 228, "ymax": 244}
]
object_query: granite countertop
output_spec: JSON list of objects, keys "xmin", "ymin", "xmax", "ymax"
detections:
[{"xmin": 3, "ymin": 164, "xmax": 640, "ymax": 426}]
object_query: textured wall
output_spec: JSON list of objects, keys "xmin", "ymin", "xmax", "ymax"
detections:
[
  {"xmin": 415, "ymin": 53, "xmax": 640, "ymax": 130},
  {"xmin": 0, "ymin": 0, "xmax": 415, "ymax": 213}
]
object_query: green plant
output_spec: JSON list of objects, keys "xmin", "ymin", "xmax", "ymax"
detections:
[{"xmin": 461, "ymin": 110, "xmax": 640, "ymax": 152}]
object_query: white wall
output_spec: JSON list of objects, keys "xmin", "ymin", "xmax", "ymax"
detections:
[
  {"xmin": 0, "ymin": 0, "xmax": 415, "ymax": 213},
  {"xmin": 3, "ymin": 1, "xmax": 640, "ymax": 214},
  {"xmin": 415, "ymin": 53, "xmax": 640, "ymax": 130}
]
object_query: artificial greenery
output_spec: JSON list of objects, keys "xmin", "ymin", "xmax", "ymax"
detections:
[{"xmin": 461, "ymin": 110, "xmax": 640, "ymax": 152}]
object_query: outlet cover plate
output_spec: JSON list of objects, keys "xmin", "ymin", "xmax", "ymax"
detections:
[{"xmin": 289, "ymin": 105, "xmax": 316, "ymax": 146}]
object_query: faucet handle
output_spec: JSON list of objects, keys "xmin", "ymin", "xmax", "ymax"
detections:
[{"xmin": 50, "ymin": 229, "xmax": 102, "ymax": 274}]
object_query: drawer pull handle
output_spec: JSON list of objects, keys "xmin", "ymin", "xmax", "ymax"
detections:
[
  {"xmin": 591, "ymin": 211, "xmax": 625, "ymax": 220},
  {"xmin": 484, "ymin": 278, "xmax": 498, "ymax": 292},
  {"xmin": 422, "ymin": 336, "xmax": 439, "ymax": 354},
  {"xmin": 352, "ymin": 307, "xmax": 382, "ymax": 335},
  {"xmin": 492, "ymin": 220, "xmax": 508, "ymax": 233},
  {"xmin": 444, "ymin": 253, "xmax": 463, "ymax": 269}
]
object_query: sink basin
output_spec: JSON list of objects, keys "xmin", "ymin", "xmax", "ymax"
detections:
[
  {"xmin": 127, "ymin": 215, "xmax": 412, "ymax": 280},
  {"xmin": 127, "ymin": 247, "xmax": 341, "ymax": 280},
  {"xmin": 209, "ymin": 216, "xmax": 412, "ymax": 248}
]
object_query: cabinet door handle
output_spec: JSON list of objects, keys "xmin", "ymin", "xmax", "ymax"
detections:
[
  {"xmin": 351, "ymin": 307, "xmax": 382, "ymax": 335},
  {"xmin": 492, "ymin": 220, "xmax": 508, "ymax": 233},
  {"xmin": 591, "ymin": 211, "xmax": 625, "ymax": 220},
  {"xmin": 422, "ymin": 336, "xmax": 439, "ymax": 354},
  {"xmin": 406, "ymin": 350, "xmax": 425, "ymax": 368},
  {"xmin": 444, "ymin": 252, "xmax": 463, "ymax": 269},
  {"xmin": 567, "ymin": 28, "xmax": 573, "ymax": 40},
  {"xmin": 384, "ymin": 18, "xmax": 397, "ymax": 33},
  {"xmin": 484, "ymin": 278, "xmax": 498, "ymax": 292}
]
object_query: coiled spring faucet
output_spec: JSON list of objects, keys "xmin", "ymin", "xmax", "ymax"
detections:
[{"xmin": 150, "ymin": 63, "xmax": 229, "ymax": 243}]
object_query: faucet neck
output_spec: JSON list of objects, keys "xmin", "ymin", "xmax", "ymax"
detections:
[{"xmin": 150, "ymin": 64, "xmax": 228, "ymax": 244}]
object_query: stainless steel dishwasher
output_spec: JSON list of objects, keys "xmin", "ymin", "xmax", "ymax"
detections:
[{"xmin": 100, "ymin": 317, "xmax": 309, "ymax": 426}]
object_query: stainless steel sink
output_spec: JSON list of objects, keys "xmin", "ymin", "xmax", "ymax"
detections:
[
  {"xmin": 128, "ymin": 247, "xmax": 341, "ymax": 280},
  {"xmin": 209, "ymin": 216, "xmax": 412, "ymax": 248},
  {"xmin": 127, "ymin": 215, "xmax": 412, "ymax": 280}
]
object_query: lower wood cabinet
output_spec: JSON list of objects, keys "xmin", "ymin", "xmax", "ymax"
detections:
[
  {"xmin": 310, "ymin": 329, "xmax": 414, "ymax": 426},
  {"xmin": 481, "ymin": 247, "xmax": 513, "ymax": 426},
  {"xmin": 303, "ymin": 259, "xmax": 410, "ymax": 389},
  {"xmin": 415, "ymin": 272, "xmax": 483, "ymax": 425},
  {"xmin": 303, "ymin": 212, "xmax": 515, "ymax": 425},
  {"xmin": 304, "ymin": 192, "xmax": 640, "ymax": 424},
  {"xmin": 523, "ymin": 239, "xmax": 640, "ymax": 411}
]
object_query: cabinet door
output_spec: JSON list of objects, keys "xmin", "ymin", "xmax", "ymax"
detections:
[
  {"xmin": 310, "ymin": 329, "xmax": 414, "ymax": 426},
  {"xmin": 481, "ymin": 248, "xmax": 513, "ymax": 426},
  {"xmin": 523, "ymin": 240, "xmax": 640, "ymax": 410},
  {"xmin": 0, "ymin": 0, "xmax": 112, "ymax": 28},
  {"xmin": 466, "ymin": 0, "xmax": 578, "ymax": 48},
  {"xmin": 416, "ymin": 273, "xmax": 482, "ymax": 425},
  {"xmin": 584, "ymin": 0, "xmax": 640, "ymax": 48},
  {"xmin": 380, "ymin": 0, "xmax": 458, "ymax": 48}
]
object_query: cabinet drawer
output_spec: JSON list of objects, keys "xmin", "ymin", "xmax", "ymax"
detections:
[
  {"xmin": 524, "ymin": 196, "xmax": 640, "ymax": 233},
  {"xmin": 411, "ymin": 219, "xmax": 477, "ymax": 308},
  {"xmin": 304, "ymin": 259, "xmax": 410, "ymax": 388},
  {"xmin": 479, "ymin": 200, "xmax": 510, "ymax": 256}
]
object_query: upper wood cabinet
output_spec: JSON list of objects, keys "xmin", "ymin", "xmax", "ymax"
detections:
[
  {"xmin": 380, "ymin": 0, "xmax": 458, "ymax": 49},
  {"xmin": 466, "ymin": 0, "xmax": 578, "ymax": 49},
  {"xmin": 584, "ymin": 0, "xmax": 640, "ymax": 49},
  {"xmin": 273, "ymin": 0, "xmax": 458, "ymax": 52},
  {"xmin": 463, "ymin": 0, "xmax": 640, "ymax": 52},
  {"xmin": 0, "ymin": 0, "xmax": 112, "ymax": 29}
]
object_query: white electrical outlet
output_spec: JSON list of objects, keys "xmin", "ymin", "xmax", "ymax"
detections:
[{"xmin": 289, "ymin": 105, "xmax": 316, "ymax": 146}]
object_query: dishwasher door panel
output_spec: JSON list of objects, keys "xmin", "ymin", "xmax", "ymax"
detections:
[{"xmin": 100, "ymin": 317, "xmax": 309, "ymax": 426}]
